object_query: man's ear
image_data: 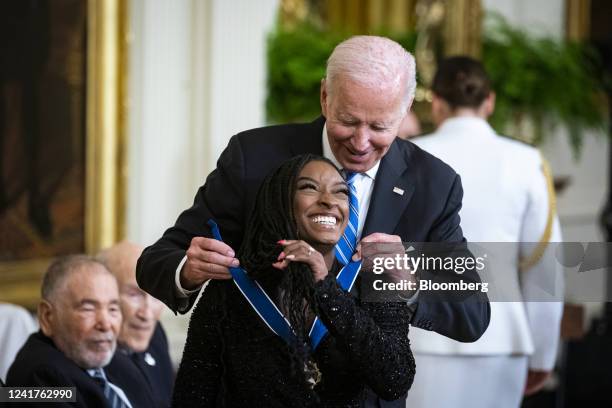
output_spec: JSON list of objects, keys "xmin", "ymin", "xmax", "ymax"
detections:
[
  {"xmin": 38, "ymin": 299, "xmax": 55, "ymax": 337},
  {"xmin": 405, "ymin": 101, "xmax": 413, "ymax": 116},
  {"xmin": 320, "ymin": 78, "xmax": 328, "ymax": 118}
]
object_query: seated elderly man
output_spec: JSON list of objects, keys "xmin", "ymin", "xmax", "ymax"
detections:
[
  {"xmin": 6, "ymin": 255, "xmax": 154, "ymax": 407},
  {"xmin": 98, "ymin": 241, "xmax": 173, "ymax": 407}
]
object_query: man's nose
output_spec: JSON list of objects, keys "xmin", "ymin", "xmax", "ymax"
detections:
[
  {"xmin": 136, "ymin": 295, "xmax": 156, "ymax": 320},
  {"xmin": 351, "ymin": 126, "xmax": 370, "ymax": 151},
  {"xmin": 96, "ymin": 309, "xmax": 113, "ymax": 331}
]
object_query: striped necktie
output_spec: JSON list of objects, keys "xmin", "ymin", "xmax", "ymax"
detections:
[
  {"xmin": 90, "ymin": 368, "xmax": 127, "ymax": 408},
  {"xmin": 335, "ymin": 172, "xmax": 359, "ymax": 265}
]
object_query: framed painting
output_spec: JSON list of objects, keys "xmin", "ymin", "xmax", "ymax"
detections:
[{"xmin": 0, "ymin": 0, "xmax": 127, "ymax": 310}]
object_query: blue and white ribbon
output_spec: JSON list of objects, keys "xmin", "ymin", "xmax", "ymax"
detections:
[{"xmin": 207, "ymin": 219, "xmax": 361, "ymax": 350}]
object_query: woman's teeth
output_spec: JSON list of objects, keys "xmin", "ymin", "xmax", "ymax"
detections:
[{"xmin": 312, "ymin": 215, "xmax": 337, "ymax": 226}]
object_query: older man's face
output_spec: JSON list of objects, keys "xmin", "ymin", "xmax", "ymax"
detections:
[
  {"xmin": 117, "ymin": 277, "xmax": 164, "ymax": 353},
  {"xmin": 321, "ymin": 77, "xmax": 406, "ymax": 173},
  {"xmin": 49, "ymin": 266, "xmax": 122, "ymax": 369}
]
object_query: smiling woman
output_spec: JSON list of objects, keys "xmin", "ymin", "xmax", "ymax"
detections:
[
  {"xmin": 292, "ymin": 160, "xmax": 349, "ymax": 253},
  {"xmin": 172, "ymin": 154, "xmax": 416, "ymax": 407}
]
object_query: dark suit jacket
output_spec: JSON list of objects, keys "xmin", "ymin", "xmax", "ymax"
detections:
[
  {"xmin": 5, "ymin": 331, "xmax": 155, "ymax": 407},
  {"xmin": 119, "ymin": 323, "xmax": 174, "ymax": 408}
]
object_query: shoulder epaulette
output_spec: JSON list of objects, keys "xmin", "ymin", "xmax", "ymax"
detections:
[{"xmin": 519, "ymin": 152, "xmax": 556, "ymax": 271}]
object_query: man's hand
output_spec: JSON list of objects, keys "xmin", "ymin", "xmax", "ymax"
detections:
[
  {"xmin": 352, "ymin": 232, "xmax": 417, "ymax": 301},
  {"xmin": 180, "ymin": 237, "xmax": 237, "ymax": 290},
  {"xmin": 524, "ymin": 369, "xmax": 551, "ymax": 396},
  {"xmin": 354, "ymin": 233, "xmax": 416, "ymax": 293},
  {"xmin": 354, "ymin": 233, "xmax": 408, "ymax": 278},
  {"xmin": 352, "ymin": 233, "xmax": 404, "ymax": 261}
]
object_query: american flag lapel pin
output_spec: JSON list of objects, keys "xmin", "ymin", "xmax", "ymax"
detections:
[{"xmin": 393, "ymin": 187, "xmax": 404, "ymax": 196}]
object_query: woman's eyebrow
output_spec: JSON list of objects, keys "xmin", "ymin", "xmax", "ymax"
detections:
[{"xmin": 296, "ymin": 176, "xmax": 318, "ymax": 183}]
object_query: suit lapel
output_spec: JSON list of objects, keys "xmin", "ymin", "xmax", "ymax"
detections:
[
  {"xmin": 290, "ymin": 116, "xmax": 325, "ymax": 156},
  {"xmin": 363, "ymin": 140, "xmax": 415, "ymax": 236}
]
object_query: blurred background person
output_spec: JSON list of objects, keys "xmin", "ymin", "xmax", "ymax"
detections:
[
  {"xmin": 98, "ymin": 241, "xmax": 173, "ymax": 408},
  {"xmin": 0, "ymin": 302, "xmax": 37, "ymax": 383},
  {"xmin": 397, "ymin": 111, "xmax": 422, "ymax": 140},
  {"xmin": 6, "ymin": 255, "xmax": 154, "ymax": 407},
  {"xmin": 406, "ymin": 56, "xmax": 564, "ymax": 408}
]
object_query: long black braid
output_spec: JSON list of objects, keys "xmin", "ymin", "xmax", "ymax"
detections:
[{"xmin": 237, "ymin": 153, "xmax": 343, "ymax": 383}]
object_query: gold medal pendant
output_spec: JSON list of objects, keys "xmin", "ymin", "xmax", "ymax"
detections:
[{"xmin": 305, "ymin": 359, "xmax": 322, "ymax": 389}]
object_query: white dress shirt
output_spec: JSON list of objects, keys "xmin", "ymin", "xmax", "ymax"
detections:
[{"xmin": 322, "ymin": 124, "xmax": 379, "ymax": 239}]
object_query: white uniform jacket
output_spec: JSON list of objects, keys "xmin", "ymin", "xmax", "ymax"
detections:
[{"xmin": 410, "ymin": 116, "xmax": 564, "ymax": 370}]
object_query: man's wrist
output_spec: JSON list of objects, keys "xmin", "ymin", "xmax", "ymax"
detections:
[
  {"xmin": 174, "ymin": 256, "xmax": 203, "ymax": 297},
  {"xmin": 401, "ymin": 288, "xmax": 419, "ymax": 305}
]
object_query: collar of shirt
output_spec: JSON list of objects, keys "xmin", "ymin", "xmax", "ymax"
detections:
[
  {"xmin": 322, "ymin": 123, "xmax": 380, "ymax": 238},
  {"xmin": 322, "ymin": 123, "xmax": 380, "ymax": 180},
  {"xmin": 87, "ymin": 368, "xmax": 104, "ymax": 379},
  {"xmin": 435, "ymin": 116, "xmax": 496, "ymax": 139},
  {"xmin": 87, "ymin": 368, "xmax": 134, "ymax": 408}
]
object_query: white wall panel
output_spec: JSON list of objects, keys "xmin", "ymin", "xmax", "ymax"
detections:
[{"xmin": 127, "ymin": 0, "xmax": 279, "ymax": 365}]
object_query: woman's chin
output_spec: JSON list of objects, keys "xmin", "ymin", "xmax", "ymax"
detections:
[{"xmin": 310, "ymin": 237, "xmax": 341, "ymax": 249}]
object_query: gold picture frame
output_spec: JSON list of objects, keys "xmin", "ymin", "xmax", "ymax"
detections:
[
  {"xmin": 0, "ymin": 0, "xmax": 127, "ymax": 310},
  {"xmin": 565, "ymin": 0, "xmax": 591, "ymax": 41}
]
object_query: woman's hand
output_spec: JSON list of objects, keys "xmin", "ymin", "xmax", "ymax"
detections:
[{"xmin": 272, "ymin": 240, "xmax": 328, "ymax": 281}]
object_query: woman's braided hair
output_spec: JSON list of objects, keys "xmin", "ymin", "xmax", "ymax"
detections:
[{"xmin": 237, "ymin": 153, "xmax": 343, "ymax": 382}]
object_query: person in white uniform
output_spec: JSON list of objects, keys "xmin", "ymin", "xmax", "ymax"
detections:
[
  {"xmin": 0, "ymin": 303, "xmax": 37, "ymax": 383},
  {"xmin": 406, "ymin": 56, "xmax": 564, "ymax": 408}
]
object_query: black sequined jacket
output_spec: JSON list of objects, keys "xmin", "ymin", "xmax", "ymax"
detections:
[{"xmin": 173, "ymin": 273, "xmax": 415, "ymax": 407}]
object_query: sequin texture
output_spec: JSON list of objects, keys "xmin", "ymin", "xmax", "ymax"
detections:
[{"xmin": 173, "ymin": 274, "xmax": 416, "ymax": 407}]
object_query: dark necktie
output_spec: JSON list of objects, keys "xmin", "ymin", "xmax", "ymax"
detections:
[{"xmin": 90, "ymin": 367, "xmax": 128, "ymax": 408}]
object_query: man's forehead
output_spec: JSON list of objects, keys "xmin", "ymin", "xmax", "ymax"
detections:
[
  {"xmin": 332, "ymin": 75, "xmax": 403, "ymax": 96},
  {"xmin": 330, "ymin": 88, "xmax": 403, "ymax": 121},
  {"xmin": 120, "ymin": 280, "xmax": 141, "ymax": 292},
  {"xmin": 64, "ymin": 268, "xmax": 118, "ymax": 299},
  {"xmin": 115, "ymin": 268, "xmax": 138, "ymax": 287},
  {"xmin": 336, "ymin": 110, "xmax": 397, "ymax": 124},
  {"xmin": 100, "ymin": 243, "xmax": 142, "ymax": 285}
]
